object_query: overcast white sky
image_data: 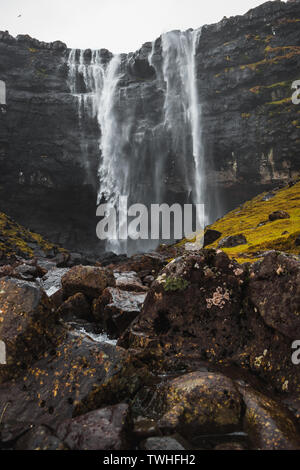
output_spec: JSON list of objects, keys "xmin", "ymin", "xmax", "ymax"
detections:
[{"xmin": 2, "ymin": 0, "xmax": 270, "ymax": 53}]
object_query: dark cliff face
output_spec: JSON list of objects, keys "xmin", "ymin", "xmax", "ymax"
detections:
[
  {"xmin": 197, "ymin": 0, "xmax": 300, "ymax": 209},
  {"xmin": 0, "ymin": 0, "xmax": 300, "ymax": 254}
]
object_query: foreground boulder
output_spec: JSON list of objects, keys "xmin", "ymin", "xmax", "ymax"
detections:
[
  {"xmin": 248, "ymin": 251, "xmax": 300, "ymax": 338},
  {"xmin": 119, "ymin": 250, "xmax": 300, "ymax": 394},
  {"xmin": 56, "ymin": 404, "xmax": 131, "ymax": 450},
  {"xmin": 93, "ymin": 288, "xmax": 147, "ymax": 338},
  {"xmin": 239, "ymin": 385, "xmax": 300, "ymax": 450},
  {"xmin": 119, "ymin": 250, "xmax": 246, "ymax": 359},
  {"xmin": 154, "ymin": 372, "xmax": 242, "ymax": 438},
  {"xmin": 15, "ymin": 426, "xmax": 66, "ymax": 450},
  {"xmin": 61, "ymin": 265, "xmax": 115, "ymax": 299},
  {"xmin": 0, "ymin": 332, "xmax": 128, "ymax": 445},
  {"xmin": 0, "ymin": 277, "xmax": 57, "ymax": 383}
]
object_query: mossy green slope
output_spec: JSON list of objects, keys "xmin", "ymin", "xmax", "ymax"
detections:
[
  {"xmin": 205, "ymin": 181, "xmax": 300, "ymax": 263},
  {"xmin": 0, "ymin": 212, "xmax": 65, "ymax": 259}
]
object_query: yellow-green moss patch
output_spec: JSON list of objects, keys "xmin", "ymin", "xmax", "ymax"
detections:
[
  {"xmin": 204, "ymin": 181, "xmax": 300, "ymax": 264},
  {"xmin": 0, "ymin": 212, "xmax": 66, "ymax": 259}
]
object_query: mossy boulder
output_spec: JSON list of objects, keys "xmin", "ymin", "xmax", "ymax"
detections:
[
  {"xmin": 239, "ymin": 385, "xmax": 300, "ymax": 450},
  {"xmin": 154, "ymin": 372, "xmax": 243, "ymax": 437}
]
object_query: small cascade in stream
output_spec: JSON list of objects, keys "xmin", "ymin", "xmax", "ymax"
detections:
[{"xmin": 67, "ymin": 27, "xmax": 206, "ymax": 255}]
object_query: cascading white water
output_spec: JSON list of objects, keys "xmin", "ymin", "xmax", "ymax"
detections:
[
  {"xmin": 68, "ymin": 28, "xmax": 206, "ymax": 254},
  {"xmin": 68, "ymin": 49, "xmax": 127, "ymax": 253},
  {"xmin": 160, "ymin": 28, "xmax": 205, "ymax": 227}
]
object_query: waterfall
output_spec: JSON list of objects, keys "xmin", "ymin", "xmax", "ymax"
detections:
[
  {"xmin": 160, "ymin": 28, "xmax": 204, "ymax": 227},
  {"xmin": 67, "ymin": 27, "xmax": 206, "ymax": 255},
  {"xmin": 68, "ymin": 49, "xmax": 127, "ymax": 253}
]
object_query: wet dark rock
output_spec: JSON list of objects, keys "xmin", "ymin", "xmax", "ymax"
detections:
[
  {"xmin": 40, "ymin": 267, "xmax": 69, "ymax": 307},
  {"xmin": 58, "ymin": 292, "xmax": 91, "ymax": 321},
  {"xmin": 214, "ymin": 442, "xmax": 245, "ymax": 450},
  {"xmin": 0, "ymin": 422, "xmax": 33, "ymax": 447},
  {"xmin": 203, "ymin": 229, "xmax": 222, "ymax": 247},
  {"xmin": 35, "ymin": 258, "xmax": 57, "ymax": 272},
  {"xmin": 218, "ymin": 234, "xmax": 247, "ymax": 248},
  {"xmin": 133, "ymin": 417, "xmax": 160, "ymax": 440},
  {"xmin": 109, "ymin": 253, "xmax": 165, "ymax": 278},
  {"xmin": 67, "ymin": 252, "xmax": 85, "ymax": 267},
  {"xmin": 114, "ymin": 271, "xmax": 149, "ymax": 292},
  {"xmin": 93, "ymin": 287, "xmax": 147, "ymax": 338},
  {"xmin": 53, "ymin": 252, "xmax": 70, "ymax": 268},
  {"xmin": 119, "ymin": 250, "xmax": 246, "ymax": 358},
  {"xmin": 239, "ymin": 385, "xmax": 300, "ymax": 450},
  {"xmin": 119, "ymin": 249, "xmax": 300, "ymax": 394},
  {"xmin": 0, "ymin": 333, "xmax": 128, "ymax": 437},
  {"xmin": 61, "ymin": 265, "xmax": 115, "ymax": 299},
  {"xmin": 15, "ymin": 425, "xmax": 66, "ymax": 450},
  {"xmin": 0, "ymin": 264, "xmax": 16, "ymax": 279},
  {"xmin": 98, "ymin": 252, "xmax": 128, "ymax": 267},
  {"xmin": 73, "ymin": 350, "xmax": 153, "ymax": 418},
  {"xmin": 140, "ymin": 436, "xmax": 186, "ymax": 451},
  {"xmin": 56, "ymin": 404, "xmax": 131, "ymax": 450},
  {"xmin": 153, "ymin": 372, "xmax": 243, "ymax": 438},
  {"xmin": 283, "ymin": 396, "xmax": 300, "ymax": 425},
  {"xmin": 248, "ymin": 251, "xmax": 300, "ymax": 338},
  {"xmin": 142, "ymin": 275, "xmax": 155, "ymax": 286},
  {"xmin": 0, "ymin": 260, "xmax": 46, "ymax": 282},
  {"xmin": 261, "ymin": 192, "xmax": 276, "ymax": 202},
  {"xmin": 268, "ymin": 210, "xmax": 290, "ymax": 221},
  {"xmin": 13, "ymin": 264, "xmax": 39, "ymax": 280},
  {"xmin": 0, "ymin": 276, "xmax": 57, "ymax": 383}
]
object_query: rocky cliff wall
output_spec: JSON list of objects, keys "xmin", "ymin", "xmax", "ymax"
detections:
[{"xmin": 0, "ymin": 0, "xmax": 299, "ymax": 254}]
